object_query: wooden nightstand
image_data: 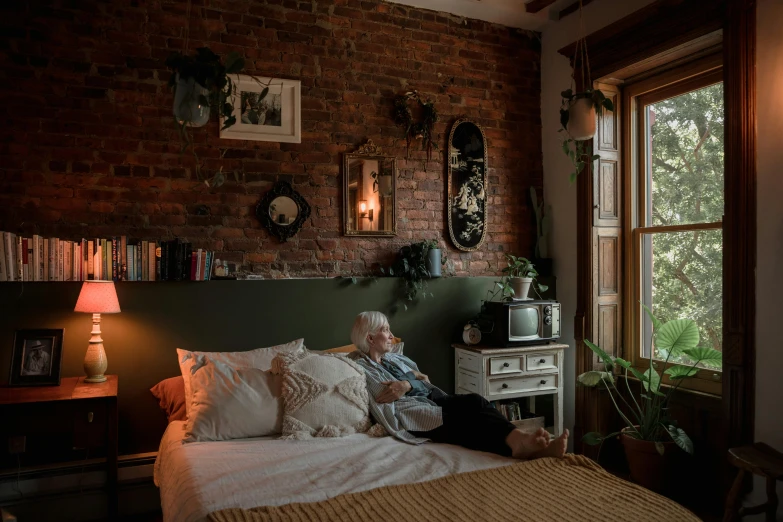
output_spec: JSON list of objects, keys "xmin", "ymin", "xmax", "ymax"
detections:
[
  {"xmin": 453, "ymin": 343, "xmax": 567, "ymax": 436},
  {"xmin": 0, "ymin": 375, "xmax": 118, "ymax": 519}
]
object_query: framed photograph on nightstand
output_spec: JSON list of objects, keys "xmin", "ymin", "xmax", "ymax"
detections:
[{"xmin": 9, "ymin": 329, "xmax": 64, "ymax": 386}]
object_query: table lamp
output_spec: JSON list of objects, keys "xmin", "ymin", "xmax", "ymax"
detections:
[{"xmin": 74, "ymin": 281, "xmax": 121, "ymax": 383}]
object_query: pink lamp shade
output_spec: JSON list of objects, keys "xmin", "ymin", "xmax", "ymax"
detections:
[{"xmin": 74, "ymin": 281, "xmax": 121, "ymax": 314}]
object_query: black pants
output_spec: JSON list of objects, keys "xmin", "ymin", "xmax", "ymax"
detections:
[{"xmin": 410, "ymin": 392, "xmax": 517, "ymax": 457}]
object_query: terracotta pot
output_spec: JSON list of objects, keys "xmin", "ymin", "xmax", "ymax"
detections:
[
  {"xmin": 567, "ymin": 97, "xmax": 597, "ymax": 140},
  {"xmin": 509, "ymin": 277, "xmax": 533, "ymax": 300},
  {"xmin": 620, "ymin": 429, "xmax": 678, "ymax": 493}
]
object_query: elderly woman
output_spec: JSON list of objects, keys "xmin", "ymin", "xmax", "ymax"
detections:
[{"xmin": 350, "ymin": 311, "xmax": 568, "ymax": 459}]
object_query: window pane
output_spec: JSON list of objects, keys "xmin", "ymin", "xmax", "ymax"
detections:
[
  {"xmin": 645, "ymin": 83, "xmax": 724, "ymax": 226},
  {"xmin": 641, "ymin": 229, "xmax": 722, "ymax": 369}
]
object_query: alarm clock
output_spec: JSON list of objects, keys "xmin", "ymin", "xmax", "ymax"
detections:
[{"xmin": 463, "ymin": 323, "xmax": 482, "ymax": 345}]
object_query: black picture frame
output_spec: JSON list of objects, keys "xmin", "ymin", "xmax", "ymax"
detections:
[
  {"xmin": 447, "ymin": 119, "xmax": 489, "ymax": 251},
  {"xmin": 9, "ymin": 329, "xmax": 64, "ymax": 387},
  {"xmin": 255, "ymin": 181, "xmax": 312, "ymax": 242}
]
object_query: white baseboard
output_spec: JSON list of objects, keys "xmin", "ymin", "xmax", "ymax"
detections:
[{"xmin": 0, "ymin": 453, "xmax": 160, "ymax": 520}]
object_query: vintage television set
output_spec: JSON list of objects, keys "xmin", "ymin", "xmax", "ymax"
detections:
[{"xmin": 480, "ymin": 300, "xmax": 561, "ymax": 347}]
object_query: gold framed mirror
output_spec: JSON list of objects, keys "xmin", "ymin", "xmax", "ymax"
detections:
[{"xmin": 343, "ymin": 140, "xmax": 397, "ymax": 236}]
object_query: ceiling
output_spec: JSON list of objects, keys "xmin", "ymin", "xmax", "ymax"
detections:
[{"xmin": 386, "ymin": 0, "xmax": 575, "ymax": 30}]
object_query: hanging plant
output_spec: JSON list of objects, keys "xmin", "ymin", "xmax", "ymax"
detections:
[
  {"xmin": 394, "ymin": 90, "xmax": 439, "ymax": 161},
  {"xmin": 165, "ymin": 47, "xmax": 273, "ymax": 187},
  {"xmin": 558, "ymin": 1, "xmax": 614, "ymax": 183}
]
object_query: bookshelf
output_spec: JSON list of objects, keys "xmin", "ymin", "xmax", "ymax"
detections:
[{"xmin": 0, "ymin": 233, "xmax": 222, "ymax": 283}]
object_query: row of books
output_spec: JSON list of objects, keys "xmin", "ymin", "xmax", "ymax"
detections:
[
  {"xmin": 0, "ymin": 232, "xmax": 220, "ymax": 282},
  {"xmin": 491, "ymin": 400, "xmax": 524, "ymax": 422}
]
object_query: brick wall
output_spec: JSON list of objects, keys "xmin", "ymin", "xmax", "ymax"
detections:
[{"xmin": 0, "ymin": 0, "xmax": 542, "ymax": 278}]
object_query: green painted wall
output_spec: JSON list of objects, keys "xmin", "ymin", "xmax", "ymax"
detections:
[{"xmin": 0, "ymin": 277, "xmax": 505, "ymax": 454}]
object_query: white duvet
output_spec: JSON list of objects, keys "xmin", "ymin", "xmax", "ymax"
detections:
[{"xmin": 154, "ymin": 421, "xmax": 517, "ymax": 522}]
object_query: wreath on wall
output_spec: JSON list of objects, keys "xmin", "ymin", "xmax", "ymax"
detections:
[{"xmin": 394, "ymin": 90, "xmax": 439, "ymax": 161}]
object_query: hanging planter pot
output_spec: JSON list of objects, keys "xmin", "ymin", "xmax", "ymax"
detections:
[
  {"xmin": 567, "ymin": 97, "xmax": 596, "ymax": 141},
  {"xmin": 173, "ymin": 75, "xmax": 210, "ymax": 128},
  {"xmin": 426, "ymin": 248, "xmax": 442, "ymax": 278}
]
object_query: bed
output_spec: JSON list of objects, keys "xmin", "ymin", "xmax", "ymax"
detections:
[{"xmin": 154, "ymin": 421, "xmax": 700, "ymax": 522}]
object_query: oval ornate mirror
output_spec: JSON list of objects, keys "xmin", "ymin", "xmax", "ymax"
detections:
[
  {"xmin": 343, "ymin": 140, "xmax": 397, "ymax": 236},
  {"xmin": 448, "ymin": 119, "xmax": 488, "ymax": 251},
  {"xmin": 256, "ymin": 181, "xmax": 311, "ymax": 242}
]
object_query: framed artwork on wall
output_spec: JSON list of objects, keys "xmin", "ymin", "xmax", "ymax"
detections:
[
  {"xmin": 220, "ymin": 75, "xmax": 301, "ymax": 143},
  {"xmin": 9, "ymin": 329, "xmax": 64, "ymax": 387},
  {"xmin": 448, "ymin": 119, "xmax": 488, "ymax": 251}
]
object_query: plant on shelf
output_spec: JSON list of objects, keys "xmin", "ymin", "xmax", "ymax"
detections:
[
  {"xmin": 165, "ymin": 47, "xmax": 274, "ymax": 187},
  {"xmin": 380, "ymin": 240, "xmax": 443, "ymax": 310},
  {"xmin": 577, "ymin": 304, "xmax": 722, "ymax": 492},
  {"xmin": 394, "ymin": 90, "xmax": 439, "ymax": 162},
  {"xmin": 557, "ymin": 3, "xmax": 614, "ymax": 183}
]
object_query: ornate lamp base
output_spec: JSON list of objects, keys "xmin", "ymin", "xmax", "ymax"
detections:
[{"xmin": 84, "ymin": 313, "xmax": 108, "ymax": 384}]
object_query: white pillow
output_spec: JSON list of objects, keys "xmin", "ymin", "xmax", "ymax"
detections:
[
  {"xmin": 184, "ymin": 358, "xmax": 282, "ymax": 442},
  {"xmin": 177, "ymin": 338, "xmax": 304, "ymax": 417},
  {"xmin": 272, "ymin": 350, "xmax": 371, "ymax": 439}
]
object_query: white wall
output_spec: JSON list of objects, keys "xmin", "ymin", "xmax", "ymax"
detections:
[
  {"xmin": 542, "ymin": 0, "xmax": 783, "ymax": 513},
  {"xmin": 540, "ymin": 0, "xmax": 657, "ymax": 447},
  {"xmin": 752, "ymin": 0, "xmax": 783, "ymax": 516}
]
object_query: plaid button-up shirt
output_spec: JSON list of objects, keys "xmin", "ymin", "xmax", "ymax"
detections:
[{"xmin": 352, "ymin": 351, "xmax": 444, "ymax": 444}]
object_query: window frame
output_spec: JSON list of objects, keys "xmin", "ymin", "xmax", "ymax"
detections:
[{"xmin": 622, "ymin": 54, "xmax": 724, "ymax": 396}]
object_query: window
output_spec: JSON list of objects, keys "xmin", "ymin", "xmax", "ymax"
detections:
[{"xmin": 626, "ymin": 60, "xmax": 724, "ymax": 394}]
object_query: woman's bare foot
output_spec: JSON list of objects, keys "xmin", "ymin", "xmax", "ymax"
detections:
[
  {"xmin": 506, "ymin": 428, "xmax": 550, "ymax": 459},
  {"xmin": 528, "ymin": 429, "xmax": 569, "ymax": 460}
]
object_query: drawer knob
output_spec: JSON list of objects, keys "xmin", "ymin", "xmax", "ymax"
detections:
[
  {"xmin": 540, "ymin": 380, "xmax": 547, "ymax": 385},
  {"xmin": 502, "ymin": 362, "xmax": 510, "ymax": 368},
  {"xmin": 539, "ymin": 358, "xmax": 546, "ymax": 364},
  {"xmin": 501, "ymin": 383, "xmax": 509, "ymax": 389},
  {"xmin": 87, "ymin": 412, "xmax": 94, "ymax": 423}
]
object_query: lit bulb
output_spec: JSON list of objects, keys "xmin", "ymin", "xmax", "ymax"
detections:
[{"xmin": 359, "ymin": 201, "xmax": 367, "ymax": 213}]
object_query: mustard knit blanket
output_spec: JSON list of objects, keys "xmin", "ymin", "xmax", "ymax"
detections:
[{"xmin": 208, "ymin": 455, "xmax": 699, "ymax": 522}]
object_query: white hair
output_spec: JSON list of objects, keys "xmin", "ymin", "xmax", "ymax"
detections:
[{"xmin": 351, "ymin": 311, "xmax": 389, "ymax": 354}]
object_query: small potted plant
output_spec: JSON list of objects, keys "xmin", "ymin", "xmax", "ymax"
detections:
[
  {"xmin": 423, "ymin": 239, "xmax": 445, "ymax": 278},
  {"xmin": 559, "ymin": 88, "xmax": 614, "ymax": 183},
  {"xmin": 501, "ymin": 254, "xmax": 548, "ymax": 300},
  {"xmin": 577, "ymin": 304, "xmax": 722, "ymax": 493},
  {"xmin": 380, "ymin": 240, "xmax": 443, "ymax": 311}
]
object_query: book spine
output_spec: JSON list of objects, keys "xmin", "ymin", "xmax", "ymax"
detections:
[
  {"xmin": 87, "ymin": 239, "xmax": 95, "ymax": 280},
  {"xmin": 112, "ymin": 238, "xmax": 118, "ymax": 282},
  {"xmin": 204, "ymin": 251, "xmax": 212, "ymax": 281},
  {"xmin": 0, "ymin": 232, "xmax": 6, "ymax": 282},
  {"xmin": 183, "ymin": 243, "xmax": 192, "ymax": 281},
  {"xmin": 64, "ymin": 242, "xmax": 71, "ymax": 282},
  {"xmin": 120, "ymin": 235, "xmax": 127, "ymax": 281},
  {"xmin": 195, "ymin": 249, "xmax": 202, "ymax": 281},
  {"xmin": 140, "ymin": 241, "xmax": 147, "ymax": 281},
  {"xmin": 149, "ymin": 242, "xmax": 156, "ymax": 281},
  {"xmin": 16, "ymin": 236, "xmax": 23, "ymax": 281},
  {"xmin": 81, "ymin": 239, "xmax": 88, "ymax": 281},
  {"xmin": 32, "ymin": 235, "xmax": 39, "ymax": 282},
  {"xmin": 74, "ymin": 242, "xmax": 80, "ymax": 281},
  {"xmin": 155, "ymin": 242, "xmax": 161, "ymax": 281},
  {"xmin": 23, "ymin": 238, "xmax": 30, "ymax": 281},
  {"xmin": 95, "ymin": 243, "xmax": 102, "ymax": 280},
  {"xmin": 172, "ymin": 240, "xmax": 182, "ymax": 281},
  {"xmin": 135, "ymin": 243, "xmax": 141, "ymax": 281},
  {"xmin": 4, "ymin": 233, "xmax": 15, "ymax": 281},
  {"xmin": 126, "ymin": 245, "xmax": 132, "ymax": 282},
  {"xmin": 38, "ymin": 236, "xmax": 45, "ymax": 281}
]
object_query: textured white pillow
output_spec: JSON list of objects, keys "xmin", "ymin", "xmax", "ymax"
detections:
[
  {"xmin": 177, "ymin": 338, "xmax": 304, "ymax": 417},
  {"xmin": 184, "ymin": 358, "xmax": 282, "ymax": 442},
  {"xmin": 272, "ymin": 350, "xmax": 371, "ymax": 439}
]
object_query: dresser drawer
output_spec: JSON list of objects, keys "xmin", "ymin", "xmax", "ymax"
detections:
[
  {"xmin": 487, "ymin": 374, "xmax": 557, "ymax": 397},
  {"xmin": 524, "ymin": 353, "xmax": 558, "ymax": 372},
  {"xmin": 457, "ymin": 370, "xmax": 480, "ymax": 394},
  {"xmin": 456, "ymin": 350, "xmax": 481, "ymax": 374},
  {"xmin": 488, "ymin": 355, "xmax": 522, "ymax": 375}
]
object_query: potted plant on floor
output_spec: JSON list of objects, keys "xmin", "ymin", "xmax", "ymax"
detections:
[
  {"xmin": 501, "ymin": 254, "xmax": 548, "ymax": 300},
  {"xmin": 577, "ymin": 304, "xmax": 722, "ymax": 493}
]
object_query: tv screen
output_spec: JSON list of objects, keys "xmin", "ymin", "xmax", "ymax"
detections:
[{"xmin": 510, "ymin": 306, "xmax": 539, "ymax": 339}]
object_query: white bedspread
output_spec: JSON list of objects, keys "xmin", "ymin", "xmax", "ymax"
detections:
[{"xmin": 154, "ymin": 421, "xmax": 517, "ymax": 522}]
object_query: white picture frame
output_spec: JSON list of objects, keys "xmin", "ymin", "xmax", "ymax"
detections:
[{"xmin": 220, "ymin": 75, "xmax": 301, "ymax": 143}]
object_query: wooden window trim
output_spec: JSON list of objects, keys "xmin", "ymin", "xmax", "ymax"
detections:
[{"xmin": 623, "ymin": 58, "xmax": 725, "ymax": 396}]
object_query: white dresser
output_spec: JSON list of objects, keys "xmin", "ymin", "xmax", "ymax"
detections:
[{"xmin": 453, "ymin": 343, "xmax": 568, "ymax": 436}]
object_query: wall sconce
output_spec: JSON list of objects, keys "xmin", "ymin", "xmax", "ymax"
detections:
[{"xmin": 359, "ymin": 200, "xmax": 368, "ymax": 216}]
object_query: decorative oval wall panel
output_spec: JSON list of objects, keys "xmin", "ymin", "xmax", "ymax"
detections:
[{"xmin": 447, "ymin": 119, "xmax": 488, "ymax": 252}]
